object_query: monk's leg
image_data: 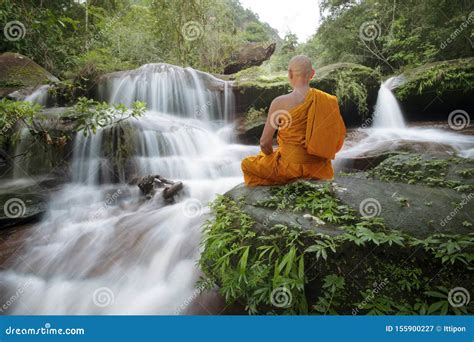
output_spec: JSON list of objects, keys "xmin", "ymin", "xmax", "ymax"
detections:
[{"xmin": 241, "ymin": 153, "xmax": 281, "ymax": 186}]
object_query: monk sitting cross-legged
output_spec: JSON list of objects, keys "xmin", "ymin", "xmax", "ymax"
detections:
[{"xmin": 241, "ymin": 55, "xmax": 346, "ymax": 186}]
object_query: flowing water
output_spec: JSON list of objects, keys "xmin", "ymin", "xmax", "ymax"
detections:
[
  {"xmin": 1, "ymin": 64, "xmax": 257, "ymax": 314},
  {"xmin": 24, "ymin": 84, "xmax": 50, "ymax": 107},
  {"xmin": 1, "ymin": 66, "xmax": 472, "ymax": 314},
  {"xmin": 338, "ymin": 76, "xmax": 474, "ymax": 162},
  {"xmin": 372, "ymin": 77, "xmax": 406, "ymax": 128}
]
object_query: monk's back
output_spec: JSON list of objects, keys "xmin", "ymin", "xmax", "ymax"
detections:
[{"xmin": 276, "ymin": 90, "xmax": 314, "ymax": 147}]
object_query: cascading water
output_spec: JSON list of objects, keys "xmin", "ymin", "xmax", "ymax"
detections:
[
  {"xmin": 24, "ymin": 84, "xmax": 50, "ymax": 106},
  {"xmin": 0, "ymin": 64, "xmax": 256, "ymax": 314},
  {"xmin": 337, "ymin": 75, "xmax": 474, "ymax": 164},
  {"xmin": 372, "ymin": 76, "xmax": 406, "ymax": 129}
]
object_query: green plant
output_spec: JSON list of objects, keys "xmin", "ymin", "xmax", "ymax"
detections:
[
  {"xmin": 69, "ymin": 97, "xmax": 146, "ymax": 136},
  {"xmin": 313, "ymin": 274, "xmax": 345, "ymax": 315}
]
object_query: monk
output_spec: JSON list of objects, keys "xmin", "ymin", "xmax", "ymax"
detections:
[{"xmin": 241, "ymin": 55, "xmax": 346, "ymax": 186}]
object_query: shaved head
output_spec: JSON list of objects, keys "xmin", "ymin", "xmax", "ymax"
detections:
[{"xmin": 288, "ymin": 55, "xmax": 313, "ymax": 79}]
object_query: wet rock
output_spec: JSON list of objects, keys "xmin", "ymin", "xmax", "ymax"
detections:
[
  {"xmin": 0, "ymin": 188, "xmax": 47, "ymax": 229},
  {"xmin": 224, "ymin": 43, "xmax": 276, "ymax": 75},
  {"xmin": 138, "ymin": 175, "xmax": 183, "ymax": 201},
  {"xmin": 0, "ymin": 52, "xmax": 58, "ymax": 99},
  {"xmin": 395, "ymin": 58, "xmax": 474, "ymax": 121},
  {"xmin": 232, "ymin": 63, "xmax": 381, "ymax": 136}
]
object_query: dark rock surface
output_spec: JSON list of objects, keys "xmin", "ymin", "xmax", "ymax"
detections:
[
  {"xmin": 0, "ymin": 52, "xmax": 58, "ymax": 98},
  {"xmin": 224, "ymin": 43, "xmax": 276, "ymax": 75}
]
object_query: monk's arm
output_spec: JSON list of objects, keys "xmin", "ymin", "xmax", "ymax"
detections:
[{"xmin": 259, "ymin": 99, "xmax": 280, "ymax": 155}]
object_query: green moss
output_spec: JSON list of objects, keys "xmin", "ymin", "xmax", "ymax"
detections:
[
  {"xmin": 244, "ymin": 107, "xmax": 266, "ymax": 129},
  {"xmin": 395, "ymin": 58, "xmax": 474, "ymax": 100},
  {"xmin": 233, "ymin": 62, "xmax": 380, "ymax": 117},
  {"xmin": 199, "ymin": 181, "xmax": 474, "ymax": 315},
  {"xmin": 367, "ymin": 153, "xmax": 474, "ymax": 192}
]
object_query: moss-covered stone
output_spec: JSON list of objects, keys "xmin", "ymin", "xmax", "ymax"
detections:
[
  {"xmin": 395, "ymin": 58, "xmax": 474, "ymax": 121},
  {"xmin": 231, "ymin": 63, "xmax": 381, "ymax": 132},
  {"xmin": 0, "ymin": 52, "xmax": 58, "ymax": 97},
  {"xmin": 199, "ymin": 153, "xmax": 474, "ymax": 315}
]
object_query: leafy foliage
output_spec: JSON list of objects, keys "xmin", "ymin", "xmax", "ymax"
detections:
[
  {"xmin": 367, "ymin": 153, "xmax": 474, "ymax": 192},
  {"xmin": 69, "ymin": 97, "xmax": 146, "ymax": 136},
  {"xmin": 200, "ymin": 181, "xmax": 474, "ymax": 315}
]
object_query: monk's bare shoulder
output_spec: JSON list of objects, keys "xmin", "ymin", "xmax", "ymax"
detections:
[{"xmin": 270, "ymin": 94, "xmax": 292, "ymax": 111}]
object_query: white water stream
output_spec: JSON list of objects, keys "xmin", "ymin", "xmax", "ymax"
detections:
[{"xmin": 1, "ymin": 64, "xmax": 257, "ymax": 314}]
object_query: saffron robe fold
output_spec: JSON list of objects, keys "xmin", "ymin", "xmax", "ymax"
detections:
[{"xmin": 241, "ymin": 88, "xmax": 346, "ymax": 186}]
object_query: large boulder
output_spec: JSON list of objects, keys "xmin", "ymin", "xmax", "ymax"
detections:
[
  {"xmin": 232, "ymin": 63, "xmax": 381, "ymax": 142},
  {"xmin": 0, "ymin": 184, "xmax": 47, "ymax": 229},
  {"xmin": 199, "ymin": 152, "xmax": 474, "ymax": 315},
  {"xmin": 394, "ymin": 58, "xmax": 474, "ymax": 121},
  {"xmin": 224, "ymin": 43, "xmax": 276, "ymax": 75},
  {"xmin": 0, "ymin": 52, "xmax": 58, "ymax": 99}
]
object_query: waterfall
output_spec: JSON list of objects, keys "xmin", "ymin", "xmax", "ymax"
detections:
[
  {"xmin": 372, "ymin": 76, "xmax": 406, "ymax": 128},
  {"xmin": 97, "ymin": 63, "xmax": 233, "ymax": 121},
  {"xmin": 336, "ymin": 75, "xmax": 474, "ymax": 163},
  {"xmin": 0, "ymin": 64, "xmax": 256, "ymax": 314},
  {"xmin": 24, "ymin": 84, "xmax": 50, "ymax": 106}
]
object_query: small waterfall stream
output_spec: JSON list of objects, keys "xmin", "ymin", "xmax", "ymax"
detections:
[
  {"xmin": 337, "ymin": 76, "xmax": 474, "ymax": 162},
  {"xmin": 0, "ymin": 64, "xmax": 256, "ymax": 314},
  {"xmin": 372, "ymin": 77, "xmax": 406, "ymax": 128}
]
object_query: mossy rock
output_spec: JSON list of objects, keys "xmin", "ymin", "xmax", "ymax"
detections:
[
  {"xmin": 0, "ymin": 186, "xmax": 47, "ymax": 229},
  {"xmin": 199, "ymin": 153, "xmax": 473, "ymax": 315},
  {"xmin": 0, "ymin": 53, "xmax": 58, "ymax": 97},
  {"xmin": 231, "ymin": 63, "xmax": 381, "ymax": 130},
  {"xmin": 395, "ymin": 58, "xmax": 474, "ymax": 121}
]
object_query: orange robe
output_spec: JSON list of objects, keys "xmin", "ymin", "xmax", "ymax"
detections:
[{"xmin": 241, "ymin": 88, "xmax": 346, "ymax": 186}]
